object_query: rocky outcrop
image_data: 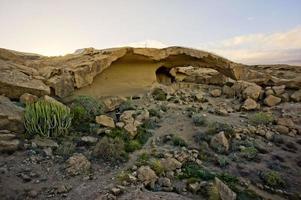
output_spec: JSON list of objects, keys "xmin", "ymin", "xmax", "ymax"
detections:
[
  {"xmin": 1, "ymin": 47, "xmax": 300, "ymax": 98},
  {"xmin": 0, "ymin": 95, "xmax": 24, "ymax": 133}
]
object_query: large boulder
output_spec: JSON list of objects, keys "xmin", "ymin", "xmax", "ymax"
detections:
[
  {"xmin": 264, "ymin": 95, "xmax": 281, "ymax": 107},
  {"xmin": 231, "ymin": 81, "xmax": 262, "ymax": 100},
  {"xmin": 0, "ymin": 95, "xmax": 24, "ymax": 133}
]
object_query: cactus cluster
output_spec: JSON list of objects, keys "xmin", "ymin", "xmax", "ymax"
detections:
[{"xmin": 24, "ymin": 100, "xmax": 72, "ymax": 137}]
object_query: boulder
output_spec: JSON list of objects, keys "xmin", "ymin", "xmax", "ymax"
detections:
[
  {"xmin": 66, "ymin": 153, "xmax": 91, "ymax": 176},
  {"xmin": 19, "ymin": 93, "xmax": 38, "ymax": 104},
  {"xmin": 210, "ymin": 131, "xmax": 229, "ymax": 152},
  {"xmin": 242, "ymin": 85, "xmax": 262, "ymax": 100},
  {"xmin": 210, "ymin": 88, "xmax": 222, "ymax": 97},
  {"xmin": 32, "ymin": 137, "xmax": 59, "ymax": 149},
  {"xmin": 46, "ymin": 72, "xmax": 74, "ymax": 98},
  {"xmin": 0, "ymin": 95, "xmax": 24, "ymax": 133},
  {"xmin": 215, "ymin": 177, "xmax": 237, "ymax": 200},
  {"xmin": 291, "ymin": 90, "xmax": 301, "ymax": 102},
  {"xmin": 242, "ymin": 98, "xmax": 258, "ymax": 110},
  {"xmin": 272, "ymin": 85, "xmax": 286, "ymax": 96},
  {"xmin": 95, "ymin": 115, "xmax": 115, "ymax": 128},
  {"xmin": 264, "ymin": 95, "xmax": 281, "ymax": 107},
  {"xmin": 275, "ymin": 125, "xmax": 290, "ymax": 135},
  {"xmin": 277, "ymin": 118, "xmax": 295, "ymax": 128},
  {"xmin": 222, "ymin": 85, "xmax": 235, "ymax": 98},
  {"xmin": 137, "ymin": 166, "xmax": 158, "ymax": 185}
]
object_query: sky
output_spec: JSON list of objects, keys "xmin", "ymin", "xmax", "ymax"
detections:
[{"xmin": 0, "ymin": 0, "xmax": 301, "ymax": 65}]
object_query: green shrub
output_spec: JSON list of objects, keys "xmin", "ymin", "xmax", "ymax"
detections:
[
  {"xmin": 125, "ymin": 140, "xmax": 142, "ymax": 152},
  {"xmin": 207, "ymin": 122, "xmax": 234, "ymax": 137},
  {"xmin": 240, "ymin": 147, "xmax": 258, "ymax": 161},
  {"xmin": 192, "ymin": 114, "xmax": 207, "ymax": 126},
  {"xmin": 179, "ymin": 162, "xmax": 215, "ymax": 181},
  {"xmin": 136, "ymin": 152, "xmax": 151, "ymax": 166},
  {"xmin": 136, "ymin": 126, "xmax": 153, "ymax": 145},
  {"xmin": 249, "ymin": 112, "xmax": 273, "ymax": 125},
  {"xmin": 116, "ymin": 171, "xmax": 131, "ymax": 183},
  {"xmin": 217, "ymin": 172, "xmax": 239, "ymax": 191},
  {"xmin": 150, "ymin": 159, "xmax": 164, "ymax": 175},
  {"xmin": 261, "ymin": 170, "xmax": 285, "ymax": 188},
  {"xmin": 107, "ymin": 128, "xmax": 130, "ymax": 142},
  {"xmin": 119, "ymin": 100, "xmax": 136, "ymax": 112},
  {"xmin": 24, "ymin": 100, "xmax": 72, "ymax": 137},
  {"xmin": 55, "ymin": 141, "xmax": 76, "ymax": 158},
  {"xmin": 217, "ymin": 155, "xmax": 230, "ymax": 167},
  {"xmin": 148, "ymin": 108, "xmax": 161, "ymax": 118},
  {"xmin": 172, "ymin": 135, "xmax": 188, "ymax": 147},
  {"xmin": 70, "ymin": 96, "xmax": 104, "ymax": 126},
  {"xmin": 93, "ymin": 136, "xmax": 128, "ymax": 162},
  {"xmin": 152, "ymin": 88, "xmax": 167, "ymax": 101}
]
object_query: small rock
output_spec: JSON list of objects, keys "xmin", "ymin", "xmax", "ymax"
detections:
[
  {"xmin": 242, "ymin": 85, "xmax": 262, "ymax": 100},
  {"xmin": 210, "ymin": 88, "xmax": 222, "ymax": 97},
  {"xmin": 158, "ymin": 177, "xmax": 172, "ymax": 187},
  {"xmin": 277, "ymin": 118, "xmax": 295, "ymax": 128},
  {"xmin": 210, "ymin": 131, "xmax": 229, "ymax": 152},
  {"xmin": 264, "ymin": 95, "xmax": 281, "ymax": 107},
  {"xmin": 81, "ymin": 136, "xmax": 98, "ymax": 144},
  {"xmin": 291, "ymin": 90, "xmax": 301, "ymax": 102},
  {"xmin": 137, "ymin": 166, "xmax": 158, "ymax": 185},
  {"xmin": 188, "ymin": 182, "xmax": 200, "ymax": 193},
  {"xmin": 110, "ymin": 187, "xmax": 122, "ymax": 196},
  {"xmin": 32, "ymin": 137, "xmax": 58, "ymax": 149},
  {"xmin": 215, "ymin": 177, "xmax": 237, "ymax": 200},
  {"xmin": 275, "ymin": 125, "xmax": 289, "ymax": 135},
  {"xmin": 95, "ymin": 115, "xmax": 115, "ymax": 128},
  {"xmin": 43, "ymin": 147, "xmax": 53, "ymax": 157},
  {"xmin": 27, "ymin": 189, "xmax": 39, "ymax": 198},
  {"xmin": 116, "ymin": 122, "xmax": 125, "ymax": 128},
  {"xmin": 160, "ymin": 157, "xmax": 182, "ymax": 171},
  {"xmin": 272, "ymin": 85, "xmax": 286, "ymax": 96},
  {"xmin": 56, "ymin": 183, "xmax": 72, "ymax": 194},
  {"xmin": 20, "ymin": 93, "xmax": 38, "ymax": 104}
]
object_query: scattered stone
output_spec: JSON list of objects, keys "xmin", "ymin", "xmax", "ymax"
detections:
[
  {"xmin": 137, "ymin": 166, "xmax": 158, "ymax": 186},
  {"xmin": 210, "ymin": 88, "xmax": 222, "ymax": 97},
  {"xmin": 291, "ymin": 90, "xmax": 301, "ymax": 102},
  {"xmin": 215, "ymin": 177, "xmax": 237, "ymax": 200},
  {"xmin": 275, "ymin": 125, "xmax": 289, "ymax": 135},
  {"xmin": 66, "ymin": 153, "xmax": 91, "ymax": 176},
  {"xmin": 158, "ymin": 177, "xmax": 172, "ymax": 188},
  {"xmin": 188, "ymin": 182, "xmax": 200, "ymax": 193},
  {"xmin": 277, "ymin": 118, "xmax": 295, "ymax": 128},
  {"xmin": 102, "ymin": 96, "xmax": 126, "ymax": 111},
  {"xmin": 32, "ymin": 137, "xmax": 58, "ymax": 149},
  {"xmin": 242, "ymin": 98, "xmax": 257, "ymax": 110},
  {"xmin": 264, "ymin": 95, "xmax": 281, "ymax": 107},
  {"xmin": 210, "ymin": 131, "xmax": 229, "ymax": 152},
  {"xmin": 95, "ymin": 115, "xmax": 115, "ymax": 128},
  {"xmin": 81, "ymin": 136, "xmax": 98, "ymax": 144}
]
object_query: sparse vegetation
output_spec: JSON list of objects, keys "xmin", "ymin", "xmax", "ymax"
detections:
[
  {"xmin": 179, "ymin": 162, "xmax": 215, "ymax": 181},
  {"xmin": 119, "ymin": 100, "xmax": 136, "ymax": 112},
  {"xmin": 208, "ymin": 185, "xmax": 220, "ymax": 200},
  {"xmin": 70, "ymin": 96, "xmax": 104, "ymax": 127},
  {"xmin": 217, "ymin": 155, "xmax": 230, "ymax": 167},
  {"xmin": 192, "ymin": 114, "xmax": 207, "ymax": 126},
  {"xmin": 24, "ymin": 100, "xmax": 72, "ymax": 137},
  {"xmin": 152, "ymin": 88, "xmax": 167, "ymax": 101},
  {"xmin": 93, "ymin": 136, "xmax": 128, "ymax": 162},
  {"xmin": 55, "ymin": 141, "xmax": 76, "ymax": 158},
  {"xmin": 172, "ymin": 135, "xmax": 188, "ymax": 147},
  {"xmin": 148, "ymin": 108, "xmax": 161, "ymax": 118},
  {"xmin": 249, "ymin": 112, "xmax": 273, "ymax": 125},
  {"xmin": 125, "ymin": 140, "xmax": 142, "ymax": 152},
  {"xmin": 240, "ymin": 147, "xmax": 258, "ymax": 161},
  {"xmin": 207, "ymin": 122, "xmax": 234, "ymax": 137},
  {"xmin": 149, "ymin": 159, "xmax": 164, "ymax": 175},
  {"xmin": 261, "ymin": 170, "xmax": 285, "ymax": 188}
]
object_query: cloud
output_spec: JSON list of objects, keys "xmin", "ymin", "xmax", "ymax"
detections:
[
  {"xmin": 125, "ymin": 40, "xmax": 169, "ymax": 48},
  {"xmin": 201, "ymin": 26, "xmax": 301, "ymax": 65}
]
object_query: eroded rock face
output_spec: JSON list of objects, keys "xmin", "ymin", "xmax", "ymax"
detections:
[
  {"xmin": 0, "ymin": 96, "xmax": 24, "ymax": 133},
  {"xmin": 2, "ymin": 47, "xmax": 298, "ymax": 98}
]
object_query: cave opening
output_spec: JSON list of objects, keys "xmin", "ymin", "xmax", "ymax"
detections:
[{"xmin": 155, "ymin": 66, "xmax": 175, "ymax": 85}]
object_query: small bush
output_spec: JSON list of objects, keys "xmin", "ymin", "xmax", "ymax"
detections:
[
  {"xmin": 249, "ymin": 112, "xmax": 273, "ymax": 125},
  {"xmin": 125, "ymin": 140, "xmax": 142, "ymax": 152},
  {"xmin": 136, "ymin": 152, "xmax": 150, "ymax": 166},
  {"xmin": 217, "ymin": 155, "xmax": 230, "ymax": 167},
  {"xmin": 55, "ymin": 141, "xmax": 76, "ymax": 158},
  {"xmin": 119, "ymin": 100, "xmax": 136, "ymax": 112},
  {"xmin": 107, "ymin": 128, "xmax": 130, "ymax": 142},
  {"xmin": 93, "ymin": 136, "xmax": 128, "ymax": 162},
  {"xmin": 192, "ymin": 114, "xmax": 207, "ymax": 126},
  {"xmin": 150, "ymin": 159, "xmax": 164, "ymax": 175},
  {"xmin": 116, "ymin": 171, "xmax": 131, "ymax": 183},
  {"xmin": 261, "ymin": 170, "xmax": 285, "ymax": 188},
  {"xmin": 179, "ymin": 162, "xmax": 215, "ymax": 181},
  {"xmin": 148, "ymin": 108, "xmax": 161, "ymax": 118},
  {"xmin": 152, "ymin": 88, "xmax": 167, "ymax": 101},
  {"xmin": 207, "ymin": 122, "xmax": 234, "ymax": 137},
  {"xmin": 217, "ymin": 172, "xmax": 239, "ymax": 191},
  {"xmin": 136, "ymin": 126, "xmax": 153, "ymax": 145},
  {"xmin": 24, "ymin": 100, "xmax": 72, "ymax": 137},
  {"xmin": 172, "ymin": 135, "xmax": 188, "ymax": 147},
  {"xmin": 240, "ymin": 147, "xmax": 258, "ymax": 161},
  {"xmin": 70, "ymin": 96, "xmax": 104, "ymax": 126}
]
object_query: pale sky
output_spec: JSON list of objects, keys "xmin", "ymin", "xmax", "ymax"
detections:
[{"xmin": 0, "ymin": 0, "xmax": 301, "ymax": 65}]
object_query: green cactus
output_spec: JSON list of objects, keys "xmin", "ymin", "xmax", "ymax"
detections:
[{"xmin": 24, "ymin": 100, "xmax": 72, "ymax": 137}]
